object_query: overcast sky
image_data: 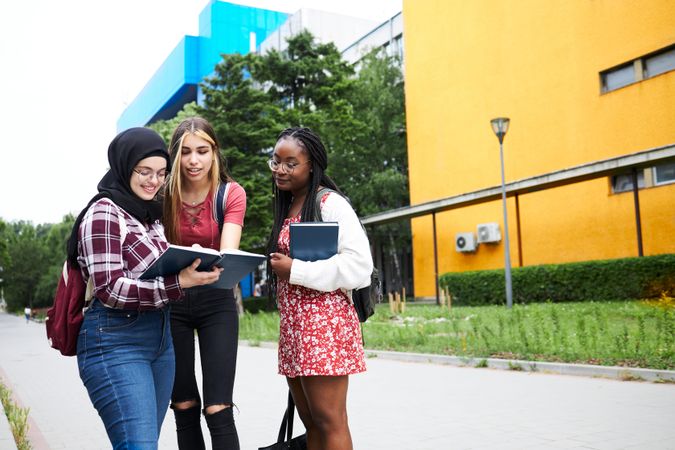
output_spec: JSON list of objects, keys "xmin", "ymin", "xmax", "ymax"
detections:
[{"xmin": 0, "ymin": 0, "xmax": 401, "ymax": 225}]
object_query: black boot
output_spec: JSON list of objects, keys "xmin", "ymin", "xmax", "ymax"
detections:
[
  {"xmin": 173, "ymin": 405, "xmax": 206, "ymax": 450},
  {"xmin": 205, "ymin": 407, "xmax": 240, "ymax": 450}
]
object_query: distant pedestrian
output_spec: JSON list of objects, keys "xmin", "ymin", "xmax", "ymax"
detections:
[
  {"xmin": 259, "ymin": 278, "xmax": 268, "ymax": 297},
  {"xmin": 24, "ymin": 306, "xmax": 31, "ymax": 323},
  {"xmin": 267, "ymin": 127, "xmax": 373, "ymax": 449}
]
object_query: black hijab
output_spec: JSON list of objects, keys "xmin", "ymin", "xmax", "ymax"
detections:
[{"xmin": 66, "ymin": 127, "xmax": 170, "ymax": 266}]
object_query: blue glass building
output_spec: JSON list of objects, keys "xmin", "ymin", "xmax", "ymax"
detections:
[{"xmin": 117, "ymin": 1, "xmax": 287, "ymax": 131}]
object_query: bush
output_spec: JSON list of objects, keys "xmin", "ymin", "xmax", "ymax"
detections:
[
  {"xmin": 242, "ymin": 296, "xmax": 276, "ymax": 314},
  {"xmin": 440, "ymin": 254, "xmax": 675, "ymax": 306}
]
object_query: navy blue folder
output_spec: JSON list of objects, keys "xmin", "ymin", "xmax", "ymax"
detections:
[
  {"xmin": 289, "ymin": 222, "xmax": 338, "ymax": 262},
  {"xmin": 140, "ymin": 245, "xmax": 266, "ymax": 289}
]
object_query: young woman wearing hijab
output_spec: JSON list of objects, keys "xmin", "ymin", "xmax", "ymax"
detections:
[
  {"xmin": 267, "ymin": 127, "xmax": 372, "ymax": 450},
  {"xmin": 162, "ymin": 117, "xmax": 246, "ymax": 450},
  {"xmin": 66, "ymin": 127, "xmax": 221, "ymax": 449}
]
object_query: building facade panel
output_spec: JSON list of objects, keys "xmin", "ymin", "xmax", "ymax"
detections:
[
  {"xmin": 117, "ymin": 1, "xmax": 287, "ymax": 131},
  {"xmin": 258, "ymin": 9, "xmax": 376, "ymax": 55},
  {"xmin": 403, "ymin": 0, "xmax": 675, "ymax": 296}
]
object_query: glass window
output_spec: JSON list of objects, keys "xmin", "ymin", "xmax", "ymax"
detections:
[
  {"xmin": 653, "ymin": 162, "xmax": 675, "ymax": 185},
  {"xmin": 393, "ymin": 34, "xmax": 404, "ymax": 61},
  {"xmin": 602, "ymin": 63, "xmax": 635, "ymax": 92},
  {"xmin": 645, "ymin": 47, "xmax": 675, "ymax": 78},
  {"xmin": 611, "ymin": 170, "xmax": 645, "ymax": 193}
]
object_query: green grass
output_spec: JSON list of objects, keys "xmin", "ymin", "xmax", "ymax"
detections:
[
  {"xmin": 239, "ymin": 299, "xmax": 675, "ymax": 370},
  {"xmin": 239, "ymin": 311, "xmax": 282, "ymax": 345},
  {"xmin": 0, "ymin": 381, "xmax": 31, "ymax": 450}
]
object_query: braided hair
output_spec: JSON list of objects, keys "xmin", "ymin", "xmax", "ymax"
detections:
[{"xmin": 266, "ymin": 127, "xmax": 344, "ymax": 293}]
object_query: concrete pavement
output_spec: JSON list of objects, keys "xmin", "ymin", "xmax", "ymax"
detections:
[{"xmin": 0, "ymin": 312, "xmax": 674, "ymax": 449}]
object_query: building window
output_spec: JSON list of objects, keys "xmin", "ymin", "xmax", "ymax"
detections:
[
  {"xmin": 601, "ymin": 63, "xmax": 635, "ymax": 92},
  {"xmin": 653, "ymin": 162, "xmax": 675, "ymax": 185},
  {"xmin": 392, "ymin": 34, "xmax": 404, "ymax": 61},
  {"xmin": 611, "ymin": 163, "xmax": 675, "ymax": 193},
  {"xmin": 600, "ymin": 44, "xmax": 675, "ymax": 93},
  {"xmin": 644, "ymin": 46, "xmax": 675, "ymax": 78},
  {"xmin": 249, "ymin": 31, "xmax": 257, "ymax": 53},
  {"xmin": 611, "ymin": 170, "xmax": 645, "ymax": 193}
]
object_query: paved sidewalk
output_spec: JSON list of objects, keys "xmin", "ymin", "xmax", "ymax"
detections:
[{"xmin": 0, "ymin": 312, "xmax": 674, "ymax": 449}]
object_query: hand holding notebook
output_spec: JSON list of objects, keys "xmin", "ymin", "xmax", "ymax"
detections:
[{"xmin": 141, "ymin": 245, "xmax": 266, "ymax": 289}]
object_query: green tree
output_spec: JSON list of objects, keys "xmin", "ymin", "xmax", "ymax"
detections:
[
  {"xmin": 34, "ymin": 215, "xmax": 75, "ymax": 307},
  {"xmin": 345, "ymin": 50, "xmax": 408, "ymax": 214},
  {"xmin": 0, "ymin": 219, "xmax": 9, "ymax": 296},
  {"xmin": 199, "ymin": 52, "xmax": 284, "ymax": 251},
  {"xmin": 252, "ymin": 31, "xmax": 355, "ymax": 115},
  {"xmin": 150, "ymin": 32, "xmax": 411, "ymax": 291},
  {"xmin": 251, "ymin": 34, "xmax": 409, "ymax": 216},
  {"xmin": 336, "ymin": 51, "xmax": 410, "ymax": 291},
  {"xmin": 0, "ymin": 216, "xmax": 75, "ymax": 311},
  {"xmin": 3, "ymin": 222, "xmax": 47, "ymax": 312},
  {"xmin": 150, "ymin": 102, "xmax": 200, "ymax": 143}
]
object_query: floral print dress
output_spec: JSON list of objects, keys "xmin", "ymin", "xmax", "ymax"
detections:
[{"xmin": 276, "ymin": 205, "xmax": 366, "ymax": 377}]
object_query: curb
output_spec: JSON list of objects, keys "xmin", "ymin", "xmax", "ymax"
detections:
[
  {"xmin": 239, "ymin": 340, "xmax": 675, "ymax": 383},
  {"xmin": 363, "ymin": 350, "xmax": 675, "ymax": 383}
]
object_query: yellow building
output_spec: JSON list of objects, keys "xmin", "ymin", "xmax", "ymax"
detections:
[{"xmin": 402, "ymin": 0, "xmax": 675, "ymax": 297}]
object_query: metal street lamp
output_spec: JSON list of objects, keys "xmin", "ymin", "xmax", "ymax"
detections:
[{"xmin": 490, "ymin": 117, "xmax": 513, "ymax": 308}]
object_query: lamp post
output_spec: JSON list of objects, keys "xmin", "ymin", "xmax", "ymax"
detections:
[{"xmin": 490, "ymin": 117, "xmax": 513, "ymax": 308}]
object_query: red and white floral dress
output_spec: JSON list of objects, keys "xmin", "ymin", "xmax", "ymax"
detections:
[{"xmin": 276, "ymin": 210, "xmax": 366, "ymax": 377}]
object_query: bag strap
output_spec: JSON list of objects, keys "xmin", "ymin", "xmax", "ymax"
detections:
[
  {"xmin": 118, "ymin": 209, "xmax": 128, "ymax": 243},
  {"xmin": 213, "ymin": 182, "xmax": 230, "ymax": 233},
  {"xmin": 313, "ymin": 187, "xmax": 334, "ymax": 222},
  {"xmin": 84, "ymin": 206, "xmax": 128, "ymax": 304},
  {"xmin": 276, "ymin": 390, "xmax": 297, "ymax": 444},
  {"xmin": 314, "ymin": 187, "xmax": 370, "ymax": 237}
]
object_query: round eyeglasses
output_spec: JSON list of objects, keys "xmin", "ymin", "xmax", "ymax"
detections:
[
  {"xmin": 133, "ymin": 168, "xmax": 168, "ymax": 185},
  {"xmin": 267, "ymin": 159, "xmax": 311, "ymax": 174}
]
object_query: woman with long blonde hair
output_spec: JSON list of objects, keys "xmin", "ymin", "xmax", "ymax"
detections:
[{"xmin": 163, "ymin": 117, "xmax": 247, "ymax": 450}]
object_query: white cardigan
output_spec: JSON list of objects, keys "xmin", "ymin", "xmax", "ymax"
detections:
[{"xmin": 289, "ymin": 192, "xmax": 373, "ymax": 292}]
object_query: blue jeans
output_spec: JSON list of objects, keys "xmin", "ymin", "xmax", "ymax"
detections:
[{"xmin": 77, "ymin": 299, "xmax": 175, "ymax": 450}]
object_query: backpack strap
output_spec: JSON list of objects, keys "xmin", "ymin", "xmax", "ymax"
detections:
[
  {"xmin": 117, "ymin": 209, "xmax": 128, "ymax": 243},
  {"xmin": 212, "ymin": 182, "xmax": 231, "ymax": 233},
  {"xmin": 314, "ymin": 187, "xmax": 369, "ymax": 237},
  {"xmin": 84, "ymin": 205, "xmax": 128, "ymax": 307},
  {"xmin": 313, "ymin": 187, "xmax": 335, "ymax": 222}
]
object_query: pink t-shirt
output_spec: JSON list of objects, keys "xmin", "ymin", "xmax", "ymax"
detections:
[{"xmin": 178, "ymin": 182, "xmax": 246, "ymax": 250}]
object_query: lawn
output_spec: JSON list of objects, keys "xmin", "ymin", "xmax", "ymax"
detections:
[{"xmin": 240, "ymin": 297, "xmax": 675, "ymax": 370}]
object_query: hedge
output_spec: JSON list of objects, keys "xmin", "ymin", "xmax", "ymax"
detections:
[
  {"xmin": 439, "ymin": 254, "xmax": 675, "ymax": 306},
  {"xmin": 242, "ymin": 296, "xmax": 275, "ymax": 313}
]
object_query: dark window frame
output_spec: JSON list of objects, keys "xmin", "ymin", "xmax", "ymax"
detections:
[{"xmin": 600, "ymin": 43, "xmax": 675, "ymax": 94}]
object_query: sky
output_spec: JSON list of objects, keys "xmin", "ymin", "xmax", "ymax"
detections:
[{"xmin": 0, "ymin": 0, "xmax": 402, "ymax": 225}]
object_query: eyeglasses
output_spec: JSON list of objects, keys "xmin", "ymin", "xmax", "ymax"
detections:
[
  {"xmin": 133, "ymin": 168, "xmax": 168, "ymax": 184},
  {"xmin": 267, "ymin": 159, "xmax": 311, "ymax": 174}
]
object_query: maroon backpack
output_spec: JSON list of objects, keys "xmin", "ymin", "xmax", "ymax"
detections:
[
  {"xmin": 46, "ymin": 206, "xmax": 127, "ymax": 356},
  {"xmin": 45, "ymin": 261, "xmax": 92, "ymax": 356}
]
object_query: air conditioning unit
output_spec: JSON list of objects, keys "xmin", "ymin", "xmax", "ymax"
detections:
[
  {"xmin": 455, "ymin": 232, "xmax": 477, "ymax": 253},
  {"xmin": 476, "ymin": 222, "xmax": 501, "ymax": 243}
]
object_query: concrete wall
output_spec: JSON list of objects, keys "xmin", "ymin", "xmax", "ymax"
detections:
[{"xmin": 402, "ymin": 0, "xmax": 675, "ymax": 296}]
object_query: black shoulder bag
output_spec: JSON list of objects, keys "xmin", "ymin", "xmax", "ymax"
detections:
[
  {"xmin": 258, "ymin": 390, "xmax": 307, "ymax": 450},
  {"xmin": 314, "ymin": 188, "xmax": 382, "ymax": 322}
]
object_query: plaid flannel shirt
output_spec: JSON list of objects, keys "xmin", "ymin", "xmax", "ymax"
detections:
[{"xmin": 78, "ymin": 198, "xmax": 183, "ymax": 310}]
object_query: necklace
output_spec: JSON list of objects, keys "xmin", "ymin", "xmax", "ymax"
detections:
[{"xmin": 184, "ymin": 189, "xmax": 209, "ymax": 207}]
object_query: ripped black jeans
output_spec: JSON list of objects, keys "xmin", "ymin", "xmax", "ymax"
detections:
[{"xmin": 170, "ymin": 286, "xmax": 239, "ymax": 450}]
